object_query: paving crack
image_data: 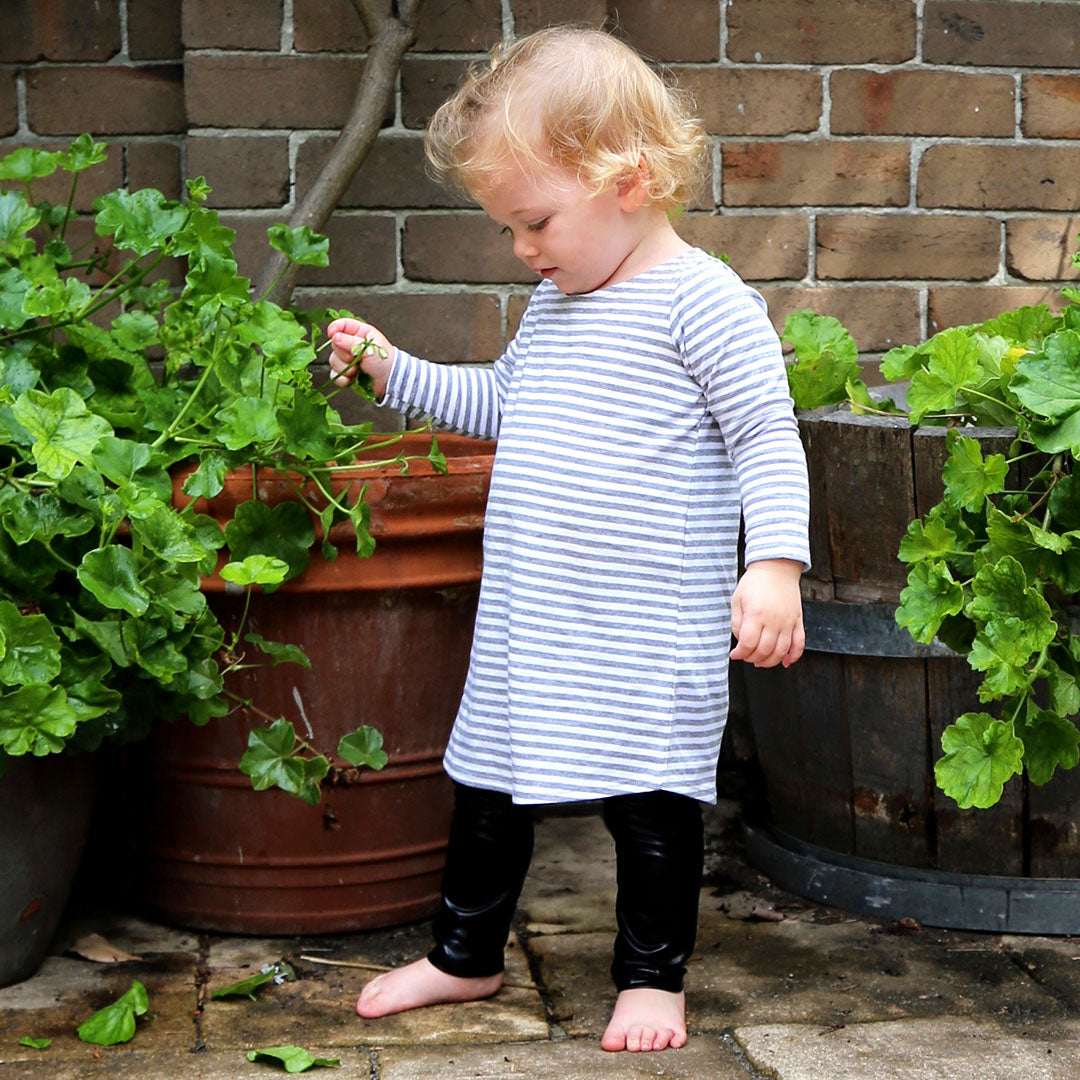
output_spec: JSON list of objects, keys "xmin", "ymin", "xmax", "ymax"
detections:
[
  {"xmin": 191, "ymin": 932, "xmax": 211, "ymax": 1052},
  {"xmin": 722, "ymin": 1026, "xmax": 777, "ymax": 1079},
  {"xmin": 512, "ymin": 913, "xmax": 568, "ymax": 1040}
]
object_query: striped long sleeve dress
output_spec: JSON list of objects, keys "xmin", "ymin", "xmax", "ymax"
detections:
[{"xmin": 381, "ymin": 247, "xmax": 810, "ymax": 805}]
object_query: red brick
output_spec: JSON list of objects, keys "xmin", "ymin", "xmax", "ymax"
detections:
[
  {"xmin": 918, "ymin": 144, "xmax": 1080, "ymax": 212},
  {"xmin": 0, "ymin": 72, "xmax": 16, "ymax": 138},
  {"xmin": 817, "ymin": 214, "xmax": 1000, "ymax": 281},
  {"xmin": 127, "ymin": 0, "xmax": 182, "ymax": 60},
  {"xmin": 0, "ymin": 138, "xmax": 123, "ymax": 210},
  {"xmin": 296, "ymin": 133, "xmax": 472, "ymax": 210},
  {"xmin": 218, "ymin": 210, "xmax": 394, "ymax": 287},
  {"xmin": 1023, "ymin": 75, "xmax": 1080, "ymax": 139},
  {"xmin": 298, "ymin": 213, "xmax": 396, "ymax": 286},
  {"xmin": 185, "ymin": 55, "xmax": 378, "ymax": 129},
  {"xmin": 26, "ymin": 66, "xmax": 185, "ymax": 136},
  {"xmin": 293, "ymin": 0, "xmax": 501, "ymax": 52},
  {"xmin": 676, "ymin": 68, "xmax": 821, "ymax": 136},
  {"xmin": 727, "ymin": 0, "xmax": 916, "ymax": 64},
  {"xmin": 182, "ymin": 0, "xmax": 282, "ymax": 49},
  {"xmin": 512, "ymin": 0, "xmax": 608, "ymax": 35},
  {"xmin": 0, "ymin": 1, "xmax": 121, "ymax": 62},
  {"xmin": 402, "ymin": 58, "xmax": 471, "ymax": 130},
  {"xmin": 928, "ymin": 286, "xmax": 1065, "ymax": 334},
  {"xmin": 611, "ymin": 0, "xmax": 719, "ymax": 61},
  {"xmin": 127, "ymin": 141, "xmax": 182, "ymax": 200},
  {"xmin": 673, "ymin": 213, "xmax": 808, "ymax": 280},
  {"xmin": 758, "ymin": 286, "xmax": 921, "ymax": 352},
  {"xmin": 831, "ymin": 70, "xmax": 1013, "ymax": 137},
  {"xmin": 298, "ymin": 289, "xmax": 504, "ymax": 365},
  {"xmin": 1006, "ymin": 218, "xmax": 1080, "ymax": 282},
  {"xmin": 722, "ymin": 141, "xmax": 909, "ymax": 208},
  {"xmin": 403, "ymin": 214, "xmax": 534, "ymax": 283},
  {"xmin": 924, "ymin": 2, "xmax": 1080, "ymax": 69},
  {"xmin": 186, "ymin": 135, "xmax": 290, "ymax": 209}
]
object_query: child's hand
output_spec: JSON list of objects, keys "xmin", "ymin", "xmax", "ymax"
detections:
[
  {"xmin": 326, "ymin": 317, "xmax": 395, "ymax": 399},
  {"xmin": 730, "ymin": 559, "xmax": 805, "ymax": 669}
]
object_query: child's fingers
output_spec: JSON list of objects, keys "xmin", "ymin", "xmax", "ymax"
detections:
[
  {"xmin": 781, "ymin": 622, "xmax": 807, "ymax": 668},
  {"xmin": 327, "ymin": 317, "xmax": 364, "ymax": 338}
]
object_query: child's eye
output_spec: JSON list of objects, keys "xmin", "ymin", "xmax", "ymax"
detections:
[{"xmin": 527, "ymin": 218, "xmax": 549, "ymax": 232}]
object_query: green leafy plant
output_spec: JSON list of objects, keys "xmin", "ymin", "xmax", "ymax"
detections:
[
  {"xmin": 783, "ymin": 266, "xmax": 1080, "ymax": 809},
  {"xmin": 0, "ymin": 136, "xmax": 439, "ymax": 799}
]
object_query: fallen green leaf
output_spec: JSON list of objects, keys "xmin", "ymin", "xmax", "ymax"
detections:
[
  {"xmin": 76, "ymin": 981, "xmax": 149, "ymax": 1047},
  {"xmin": 18, "ymin": 1036, "xmax": 51, "ymax": 1050},
  {"xmin": 246, "ymin": 1045, "xmax": 340, "ymax": 1073}
]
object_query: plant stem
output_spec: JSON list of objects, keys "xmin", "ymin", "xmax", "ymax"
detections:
[{"xmin": 150, "ymin": 362, "xmax": 215, "ymax": 448}]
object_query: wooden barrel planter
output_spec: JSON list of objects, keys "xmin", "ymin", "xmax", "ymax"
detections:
[
  {"xmin": 743, "ymin": 410, "xmax": 1080, "ymax": 933},
  {"xmin": 134, "ymin": 434, "xmax": 493, "ymax": 934}
]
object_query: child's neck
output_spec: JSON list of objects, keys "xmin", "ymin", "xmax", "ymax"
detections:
[{"xmin": 603, "ymin": 209, "xmax": 690, "ymax": 289}]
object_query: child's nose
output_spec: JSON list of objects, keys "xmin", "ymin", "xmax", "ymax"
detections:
[{"xmin": 513, "ymin": 234, "xmax": 539, "ymax": 260}]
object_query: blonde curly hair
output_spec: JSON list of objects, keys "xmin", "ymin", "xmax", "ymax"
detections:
[{"xmin": 424, "ymin": 26, "xmax": 707, "ymax": 208}]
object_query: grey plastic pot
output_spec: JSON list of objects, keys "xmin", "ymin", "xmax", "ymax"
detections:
[{"xmin": 0, "ymin": 752, "xmax": 96, "ymax": 987}]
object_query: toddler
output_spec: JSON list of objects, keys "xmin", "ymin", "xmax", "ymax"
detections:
[{"xmin": 327, "ymin": 26, "xmax": 810, "ymax": 1054}]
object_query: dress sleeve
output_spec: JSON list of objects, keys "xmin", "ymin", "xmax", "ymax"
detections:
[
  {"xmin": 378, "ymin": 299, "xmax": 534, "ymax": 441},
  {"xmin": 673, "ymin": 262, "xmax": 811, "ymax": 570}
]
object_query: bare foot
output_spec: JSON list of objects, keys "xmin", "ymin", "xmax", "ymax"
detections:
[
  {"xmin": 355, "ymin": 958, "xmax": 503, "ymax": 1018},
  {"xmin": 600, "ymin": 988, "xmax": 687, "ymax": 1052}
]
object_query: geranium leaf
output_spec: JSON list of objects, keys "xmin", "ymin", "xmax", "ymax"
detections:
[
  {"xmin": 244, "ymin": 632, "xmax": 311, "ymax": 668},
  {"xmin": 0, "ymin": 685, "xmax": 77, "ymax": 756},
  {"xmin": 781, "ymin": 310, "xmax": 859, "ymax": 409},
  {"xmin": 935, "ymin": 713, "xmax": 1024, "ymax": 809},
  {"xmin": 58, "ymin": 134, "xmax": 107, "ymax": 174},
  {"xmin": 897, "ymin": 516, "xmax": 956, "ymax": 564},
  {"xmin": 267, "ymin": 223, "xmax": 330, "ymax": 268},
  {"xmin": 239, "ymin": 719, "xmax": 329, "ymax": 804},
  {"xmin": 941, "ymin": 431, "xmax": 1008, "ymax": 511},
  {"xmin": 220, "ymin": 555, "xmax": 290, "ymax": 588},
  {"xmin": 0, "ymin": 147, "xmax": 61, "ymax": 182},
  {"xmin": 338, "ymin": 727, "xmax": 388, "ymax": 770},
  {"xmin": 895, "ymin": 560, "xmax": 965, "ymax": 644},
  {"xmin": 93, "ymin": 188, "xmax": 187, "ymax": 257},
  {"xmin": 1010, "ymin": 331, "xmax": 1080, "ymax": 420},
  {"xmin": 77, "ymin": 546, "xmax": 151, "ymax": 616},
  {"xmin": 965, "ymin": 556, "xmax": 1055, "ymax": 651},
  {"xmin": 246, "ymin": 1045, "xmax": 340, "ymax": 1073},
  {"xmin": 1017, "ymin": 708, "xmax": 1080, "ymax": 787},
  {"xmin": 0, "ymin": 601, "xmax": 62, "ymax": 685},
  {"xmin": 11, "ymin": 387, "xmax": 113, "ymax": 479},
  {"xmin": 968, "ymin": 618, "xmax": 1035, "ymax": 701},
  {"xmin": 224, "ymin": 500, "xmax": 314, "ymax": 584}
]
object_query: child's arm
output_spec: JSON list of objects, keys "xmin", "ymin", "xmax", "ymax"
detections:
[
  {"xmin": 729, "ymin": 558, "xmax": 805, "ymax": 669},
  {"xmin": 325, "ymin": 313, "xmax": 525, "ymax": 441}
]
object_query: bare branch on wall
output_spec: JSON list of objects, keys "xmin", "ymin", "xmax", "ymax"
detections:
[{"xmin": 255, "ymin": 0, "xmax": 424, "ymax": 306}]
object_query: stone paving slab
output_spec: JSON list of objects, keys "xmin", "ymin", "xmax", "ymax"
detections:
[
  {"xmin": 378, "ymin": 1035, "xmax": 745, "ymax": 1079},
  {"xmin": 735, "ymin": 1016, "xmax": 1080, "ymax": 1080},
  {"xmin": 0, "ymin": 1048, "xmax": 372, "ymax": 1078},
  {"xmin": 201, "ymin": 931, "xmax": 547, "ymax": 1050},
  {"xmin": 528, "ymin": 913, "xmax": 1062, "ymax": 1039}
]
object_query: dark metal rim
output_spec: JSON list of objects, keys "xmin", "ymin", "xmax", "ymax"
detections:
[{"xmin": 743, "ymin": 822, "xmax": 1080, "ymax": 935}]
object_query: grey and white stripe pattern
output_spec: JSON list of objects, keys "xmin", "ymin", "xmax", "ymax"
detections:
[{"xmin": 382, "ymin": 247, "xmax": 810, "ymax": 804}]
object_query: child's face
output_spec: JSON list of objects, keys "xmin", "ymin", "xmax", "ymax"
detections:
[{"xmin": 474, "ymin": 160, "xmax": 647, "ymax": 295}]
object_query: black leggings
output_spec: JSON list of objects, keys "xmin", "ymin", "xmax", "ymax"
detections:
[{"xmin": 427, "ymin": 781, "xmax": 704, "ymax": 993}]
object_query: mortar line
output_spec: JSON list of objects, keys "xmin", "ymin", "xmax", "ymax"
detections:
[{"xmin": 368, "ymin": 1047, "xmax": 381, "ymax": 1079}]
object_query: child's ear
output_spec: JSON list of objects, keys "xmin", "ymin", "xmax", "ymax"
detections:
[{"xmin": 616, "ymin": 158, "xmax": 650, "ymax": 211}]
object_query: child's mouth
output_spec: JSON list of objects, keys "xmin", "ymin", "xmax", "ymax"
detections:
[{"xmin": 539, "ymin": 267, "xmax": 557, "ymax": 278}]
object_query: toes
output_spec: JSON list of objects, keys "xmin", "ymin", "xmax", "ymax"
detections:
[{"xmin": 625, "ymin": 1024, "xmax": 644, "ymax": 1052}]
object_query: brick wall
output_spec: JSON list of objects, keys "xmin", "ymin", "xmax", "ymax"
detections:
[{"xmin": 3, "ymin": 0, "xmax": 1080, "ymax": 365}]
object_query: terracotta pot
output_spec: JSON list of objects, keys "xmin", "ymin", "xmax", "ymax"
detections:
[{"xmin": 136, "ymin": 434, "xmax": 493, "ymax": 934}]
